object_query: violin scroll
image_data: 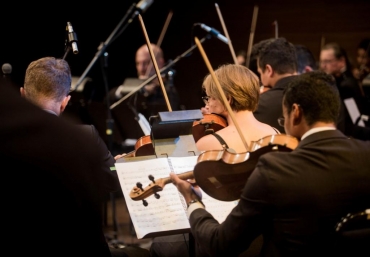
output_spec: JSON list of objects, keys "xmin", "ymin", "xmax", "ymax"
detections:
[{"xmin": 129, "ymin": 171, "xmax": 194, "ymax": 204}]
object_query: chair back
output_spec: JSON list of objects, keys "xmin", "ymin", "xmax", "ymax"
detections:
[{"xmin": 335, "ymin": 208, "xmax": 370, "ymax": 255}]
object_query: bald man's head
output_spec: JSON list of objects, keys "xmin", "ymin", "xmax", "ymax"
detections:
[{"xmin": 135, "ymin": 44, "xmax": 164, "ymax": 79}]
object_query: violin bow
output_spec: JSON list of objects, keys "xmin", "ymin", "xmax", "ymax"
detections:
[
  {"xmin": 273, "ymin": 20, "xmax": 278, "ymax": 39},
  {"xmin": 194, "ymin": 36, "xmax": 249, "ymax": 151},
  {"xmin": 214, "ymin": 3, "xmax": 237, "ymax": 64},
  {"xmin": 144, "ymin": 10, "xmax": 173, "ymax": 78},
  {"xmin": 138, "ymin": 14, "xmax": 172, "ymax": 111},
  {"xmin": 245, "ymin": 5, "xmax": 259, "ymax": 68}
]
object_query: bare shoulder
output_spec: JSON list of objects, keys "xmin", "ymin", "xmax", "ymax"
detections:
[{"xmin": 196, "ymin": 134, "xmax": 224, "ymax": 152}]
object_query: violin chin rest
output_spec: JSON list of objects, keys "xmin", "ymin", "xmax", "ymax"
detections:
[{"xmin": 205, "ymin": 129, "xmax": 215, "ymax": 135}]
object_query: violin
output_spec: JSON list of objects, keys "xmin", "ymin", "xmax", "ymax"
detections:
[
  {"xmin": 130, "ymin": 171, "xmax": 193, "ymax": 201},
  {"xmin": 192, "ymin": 113, "xmax": 227, "ymax": 142},
  {"xmin": 129, "ymin": 134, "xmax": 299, "ymax": 202},
  {"xmin": 123, "ymin": 135, "xmax": 155, "ymax": 158},
  {"xmin": 193, "ymin": 134, "xmax": 299, "ymax": 201}
]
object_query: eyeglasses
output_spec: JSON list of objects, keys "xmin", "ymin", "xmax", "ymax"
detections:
[
  {"xmin": 319, "ymin": 59, "xmax": 336, "ymax": 65},
  {"xmin": 277, "ymin": 117, "xmax": 285, "ymax": 127},
  {"xmin": 202, "ymin": 96, "xmax": 211, "ymax": 105}
]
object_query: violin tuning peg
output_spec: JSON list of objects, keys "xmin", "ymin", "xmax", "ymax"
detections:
[
  {"xmin": 148, "ymin": 175, "xmax": 155, "ymax": 183},
  {"xmin": 142, "ymin": 199, "xmax": 148, "ymax": 207},
  {"xmin": 154, "ymin": 193, "xmax": 160, "ymax": 199},
  {"xmin": 136, "ymin": 182, "xmax": 143, "ymax": 191}
]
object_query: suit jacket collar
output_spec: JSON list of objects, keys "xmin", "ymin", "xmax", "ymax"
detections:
[
  {"xmin": 297, "ymin": 129, "xmax": 348, "ymax": 148},
  {"xmin": 273, "ymin": 75, "xmax": 298, "ymax": 90}
]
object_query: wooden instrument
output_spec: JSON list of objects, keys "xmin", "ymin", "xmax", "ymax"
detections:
[
  {"xmin": 245, "ymin": 5, "xmax": 259, "ymax": 68},
  {"xmin": 193, "ymin": 134, "xmax": 299, "ymax": 201},
  {"xmin": 192, "ymin": 113, "xmax": 227, "ymax": 142},
  {"xmin": 273, "ymin": 20, "xmax": 278, "ymax": 39},
  {"xmin": 214, "ymin": 3, "xmax": 237, "ymax": 64},
  {"xmin": 144, "ymin": 10, "xmax": 173, "ymax": 78},
  {"xmin": 122, "ymin": 135, "xmax": 155, "ymax": 158},
  {"xmin": 130, "ymin": 171, "xmax": 193, "ymax": 201},
  {"xmin": 129, "ymin": 134, "xmax": 299, "ymax": 201}
]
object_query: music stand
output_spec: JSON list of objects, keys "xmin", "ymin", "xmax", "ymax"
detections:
[{"xmin": 150, "ymin": 109, "xmax": 203, "ymax": 158}]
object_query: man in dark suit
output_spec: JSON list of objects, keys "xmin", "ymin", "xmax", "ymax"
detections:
[
  {"xmin": 253, "ymin": 37, "xmax": 298, "ymax": 133},
  {"xmin": 20, "ymin": 56, "xmax": 119, "ymax": 182},
  {"xmin": 170, "ymin": 71, "xmax": 370, "ymax": 256},
  {"xmin": 14, "ymin": 56, "xmax": 149, "ymax": 257},
  {"xmin": 1, "ymin": 73, "xmax": 118, "ymax": 256}
]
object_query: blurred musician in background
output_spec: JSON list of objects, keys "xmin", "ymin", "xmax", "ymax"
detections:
[{"xmin": 109, "ymin": 43, "xmax": 180, "ymax": 121}]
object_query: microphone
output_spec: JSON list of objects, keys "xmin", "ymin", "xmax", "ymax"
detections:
[
  {"xmin": 136, "ymin": 0, "xmax": 154, "ymax": 12},
  {"xmin": 199, "ymin": 23, "xmax": 229, "ymax": 44},
  {"xmin": 66, "ymin": 22, "xmax": 79, "ymax": 54},
  {"xmin": 2, "ymin": 63, "xmax": 12, "ymax": 76},
  {"xmin": 129, "ymin": 0, "xmax": 154, "ymax": 22}
]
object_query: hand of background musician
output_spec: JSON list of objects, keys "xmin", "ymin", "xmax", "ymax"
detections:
[{"xmin": 114, "ymin": 153, "xmax": 127, "ymax": 160}]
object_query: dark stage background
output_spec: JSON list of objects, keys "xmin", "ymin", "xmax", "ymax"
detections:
[{"xmin": 1, "ymin": 0, "xmax": 369, "ymax": 148}]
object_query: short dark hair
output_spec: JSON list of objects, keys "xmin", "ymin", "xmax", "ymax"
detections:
[
  {"xmin": 295, "ymin": 44, "xmax": 318, "ymax": 73},
  {"xmin": 24, "ymin": 57, "xmax": 71, "ymax": 102},
  {"xmin": 249, "ymin": 38, "xmax": 274, "ymax": 76},
  {"xmin": 255, "ymin": 37, "xmax": 297, "ymax": 74},
  {"xmin": 283, "ymin": 71, "xmax": 341, "ymax": 126}
]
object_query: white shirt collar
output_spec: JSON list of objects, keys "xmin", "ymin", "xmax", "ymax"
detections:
[
  {"xmin": 43, "ymin": 109, "xmax": 58, "ymax": 116},
  {"xmin": 301, "ymin": 127, "xmax": 336, "ymax": 140}
]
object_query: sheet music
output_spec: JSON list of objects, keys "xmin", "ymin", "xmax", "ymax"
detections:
[
  {"xmin": 115, "ymin": 155, "xmax": 237, "ymax": 239},
  {"xmin": 116, "ymin": 158, "xmax": 190, "ymax": 239},
  {"xmin": 344, "ymin": 97, "xmax": 365, "ymax": 127}
]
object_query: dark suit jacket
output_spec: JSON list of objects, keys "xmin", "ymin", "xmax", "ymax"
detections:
[
  {"xmin": 79, "ymin": 124, "xmax": 120, "ymax": 192},
  {"xmin": 189, "ymin": 130, "xmax": 370, "ymax": 256},
  {"xmin": 0, "ymin": 85, "xmax": 119, "ymax": 256},
  {"xmin": 254, "ymin": 76, "xmax": 298, "ymax": 133}
]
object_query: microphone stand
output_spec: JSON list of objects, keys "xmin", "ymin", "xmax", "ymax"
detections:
[
  {"xmin": 73, "ymin": 2, "xmax": 138, "ymax": 247},
  {"xmin": 73, "ymin": 2, "xmax": 137, "ymax": 92},
  {"xmin": 110, "ymin": 35, "xmax": 211, "ymax": 110},
  {"xmin": 100, "ymin": 48, "xmax": 125, "ymax": 249}
]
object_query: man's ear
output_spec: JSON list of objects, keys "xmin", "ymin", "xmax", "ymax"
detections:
[
  {"xmin": 292, "ymin": 103, "xmax": 303, "ymax": 125},
  {"xmin": 265, "ymin": 64, "xmax": 274, "ymax": 77},
  {"xmin": 60, "ymin": 95, "xmax": 71, "ymax": 113},
  {"xmin": 20, "ymin": 87, "xmax": 25, "ymax": 97}
]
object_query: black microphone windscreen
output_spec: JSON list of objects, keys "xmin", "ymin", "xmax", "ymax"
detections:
[{"xmin": 2, "ymin": 63, "xmax": 12, "ymax": 74}]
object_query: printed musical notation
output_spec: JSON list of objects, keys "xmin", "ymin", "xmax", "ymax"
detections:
[{"xmin": 115, "ymin": 156, "xmax": 237, "ymax": 239}]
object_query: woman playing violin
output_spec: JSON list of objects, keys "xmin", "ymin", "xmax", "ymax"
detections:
[{"xmin": 197, "ymin": 64, "xmax": 280, "ymax": 153}]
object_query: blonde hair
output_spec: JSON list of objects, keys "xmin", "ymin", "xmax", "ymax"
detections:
[{"xmin": 202, "ymin": 64, "xmax": 260, "ymax": 112}]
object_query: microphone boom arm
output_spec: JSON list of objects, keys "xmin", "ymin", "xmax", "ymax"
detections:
[{"xmin": 72, "ymin": 2, "xmax": 137, "ymax": 91}]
